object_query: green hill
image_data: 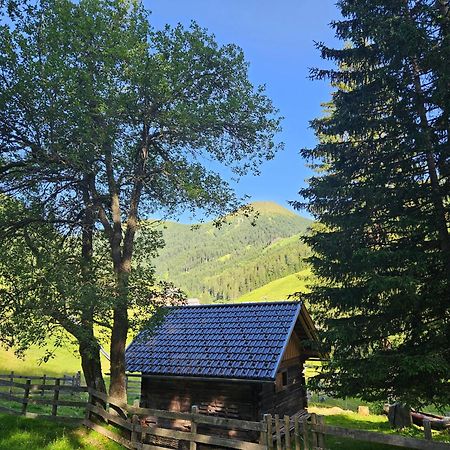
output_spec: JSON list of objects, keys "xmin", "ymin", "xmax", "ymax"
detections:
[
  {"xmin": 153, "ymin": 201, "xmax": 312, "ymax": 302},
  {"xmin": 237, "ymin": 268, "xmax": 313, "ymax": 302}
]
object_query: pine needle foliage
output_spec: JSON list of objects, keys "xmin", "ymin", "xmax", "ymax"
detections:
[{"xmin": 296, "ymin": 0, "xmax": 450, "ymax": 409}]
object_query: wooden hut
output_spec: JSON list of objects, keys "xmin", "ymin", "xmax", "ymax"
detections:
[{"xmin": 126, "ymin": 301, "xmax": 319, "ymax": 424}]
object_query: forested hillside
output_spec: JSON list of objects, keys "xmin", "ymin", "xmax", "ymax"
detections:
[{"xmin": 153, "ymin": 202, "xmax": 312, "ymax": 302}]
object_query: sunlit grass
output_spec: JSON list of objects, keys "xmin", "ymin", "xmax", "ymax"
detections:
[
  {"xmin": 0, "ymin": 345, "xmax": 82, "ymax": 378},
  {"xmin": 237, "ymin": 269, "xmax": 312, "ymax": 302},
  {"xmin": 0, "ymin": 414, "xmax": 123, "ymax": 450}
]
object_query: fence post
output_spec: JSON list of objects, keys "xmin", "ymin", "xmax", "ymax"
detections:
[
  {"xmin": 259, "ymin": 416, "xmax": 267, "ymax": 446},
  {"xmin": 190, "ymin": 405, "xmax": 199, "ymax": 450},
  {"xmin": 274, "ymin": 414, "xmax": 282, "ymax": 450},
  {"xmin": 41, "ymin": 374, "xmax": 46, "ymax": 397},
  {"xmin": 21, "ymin": 379, "xmax": 31, "ymax": 416},
  {"xmin": 310, "ymin": 413, "xmax": 318, "ymax": 448},
  {"xmin": 423, "ymin": 419, "xmax": 432, "ymax": 440},
  {"xmin": 317, "ymin": 415, "xmax": 325, "ymax": 449},
  {"xmin": 9, "ymin": 371, "xmax": 14, "ymax": 398},
  {"xmin": 302, "ymin": 416, "xmax": 310, "ymax": 450},
  {"xmin": 131, "ymin": 414, "xmax": 140, "ymax": 447},
  {"xmin": 85, "ymin": 389, "xmax": 93, "ymax": 422},
  {"xmin": 70, "ymin": 374, "xmax": 75, "ymax": 396},
  {"xmin": 284, "ymin": 415, "xmax": 291, "ymax": 450},
  {"xmin": 264, "ymin": 414, "xmax": 273, "ymax": 450},
  {"xmin": 294, "ymin": 415, "xmax": 300, "ymax": 450},
  {"xmin": 52, "ymin": 378, "xmax": 60, "ymax": 416}
]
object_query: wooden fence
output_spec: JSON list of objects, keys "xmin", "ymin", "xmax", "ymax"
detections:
[
  {"xmin": 0, "ymin": 374, "xmax": 88, "ymax": 421},
  {"xmin": 306, "ymin": 414, "xmax": 450, "ymax": 450},
  {"xmin": 0, "ymin": 374, "xmax": 449, "ymax": 450},
  {"xmin": 83, "ymin": 388, "xmax": 450, "ymax": 450},
  {"xmin": 125, "ymin": 376, "xmax": 141, "ymax": 400},
  {"xmin": 0, "ymin": 371, "xmax": 82, "ymax": 390},
  {"xmin": 0, "ymin": 371, "xmax": 140, "ymax": 401}
]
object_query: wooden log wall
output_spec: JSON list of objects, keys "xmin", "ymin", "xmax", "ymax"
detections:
[{"xmin": 141, "ymin": 378, "xmax": 259, "ymax": 420}]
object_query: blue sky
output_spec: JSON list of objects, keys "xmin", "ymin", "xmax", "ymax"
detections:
[{"xmin": 145, "ymin": 0, "xmax": 341, "ymax": 218}]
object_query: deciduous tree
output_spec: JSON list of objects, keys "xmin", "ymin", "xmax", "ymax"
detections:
[{"xmin": 0, "ymin": 0, "xmax": 282, "ymax": 401}]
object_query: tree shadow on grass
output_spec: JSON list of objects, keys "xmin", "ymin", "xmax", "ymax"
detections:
[
  {"xmin": 323, "ymin": 413, "xmax": 391, "ymax": 432},
  {"xmin": 326, "ymin": 436, "xmax": 411, "ymax": 450},
  {"xmin": 0, "ymin": 414, "xmax": 85, "ymax": 450}
]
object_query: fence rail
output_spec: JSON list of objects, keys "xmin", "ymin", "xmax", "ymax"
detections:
[
  {"xmin": 0, "ymin": 371, "xmax": 82, "ymax": 385},
  {"xmin": 0, "ymin": 374, "xmax": 87, "ymax": 422}
]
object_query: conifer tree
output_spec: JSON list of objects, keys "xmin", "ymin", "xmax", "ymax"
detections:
[{"xmin": 297, "ymin": 0, "xmax": 450, "ymax": 408}]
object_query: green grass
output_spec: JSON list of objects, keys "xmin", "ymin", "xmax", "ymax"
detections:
[
  {"xmin": 237, "ymin": 268, "xmax": 312, "ymax": 302},
  {"xmin": 0, "ymin": 330, "xmax": 111, "ymax": 378},
  {"xmin": 0, "ymin": 414, "xmax": 123, "ymax": 450},
  {"xmin": 0, "ymin": 346, "xmax": 82, "ymax": 378},
  {"xmin": 309, "ymin": 406, "xmax": 450, "ymax": 450}
]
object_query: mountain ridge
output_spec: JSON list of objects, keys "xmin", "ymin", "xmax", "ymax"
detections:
[{"xmin": 153, "ymin": 201, "xmax": 312, "ymax": 302}]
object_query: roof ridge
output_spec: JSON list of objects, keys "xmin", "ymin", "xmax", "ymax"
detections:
[{"xmin": 169, "ymin": 300, "xmax": 301, "ymax": 309}]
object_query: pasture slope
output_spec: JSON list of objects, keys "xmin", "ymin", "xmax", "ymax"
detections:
[{"xmin": 237, "ymin": 268, "xmax": 312, "ymax": 302}]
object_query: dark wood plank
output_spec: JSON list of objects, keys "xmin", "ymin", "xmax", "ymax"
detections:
[
  {"xmin": 52, "ymin": 379, "xmax": 60, "ymax": 416},
  {"xmin": 274, "ymin": 414, "xmax": 282, "ymax": 450},
  {"xmin": 21, "ymin": 379, "xmax": 31, "ymax": 415},
  {"xmin": 294, "ymin": 415, "xmax": 300, "ymax": 450},
  {"xmin": 191, "ymin": 405, "xmax": 198, "ymax": 450},
  {"xmin": 284, "ymin": 415, "xmax": 291, "ymax": 450},
  {"xmin": 86, "ymin": 403, "xmax": 133, "ymax": 431},
  {"xmin": 265, "ymin": 414, "xmax": 273, "ymax": 450},
  {"xmin": 193, "ymin": 432, "xmax": 266, "ymax": 450},
  {"xmin": 0, "ymin": 391, "xmax": 25, "ymax": 403}
]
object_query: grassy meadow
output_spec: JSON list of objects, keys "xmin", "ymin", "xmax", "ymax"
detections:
[
  {"xmin": 237, "ymin": 268, "xmax": 312, "ymax": 302},
  {"xmin": 0, "ymin": 345, "xmax": 82, "ymax": 378}
]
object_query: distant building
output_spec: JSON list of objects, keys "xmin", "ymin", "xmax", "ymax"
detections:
[
  {"xmin": 126, "ymin": 301, "xmax": 319, "ymax": 427},
  {"xmin": 186, "ymin": 298, "xmax": 201, "ymax": 305}
]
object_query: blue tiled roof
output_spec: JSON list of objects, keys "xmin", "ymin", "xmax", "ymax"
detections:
[{"xmin": 126, "ymin": 301, "xmax": 302, "ymax": 381}]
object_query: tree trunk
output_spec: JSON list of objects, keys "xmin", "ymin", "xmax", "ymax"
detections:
[
  {"xmin": 79, "ymin": 339, "xmax": 106, "ymax": 393},
  {"xmin": 108, "ymin": 296, "xmax": 129, "ymax": 404},
  {"xmin": 107, "ymin": 141, "xmax": 148, "ymax": 404},
  {"xmin": 79, "ymin": 180, "xmax": 107, "ymax": 394},
  {"xmin": 410, "ymin": 59, "xmax": 450, "ymax": 256},
  {"xmin": 402, "ymin": 2, "xmax": 450, "ymax": 260}
]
